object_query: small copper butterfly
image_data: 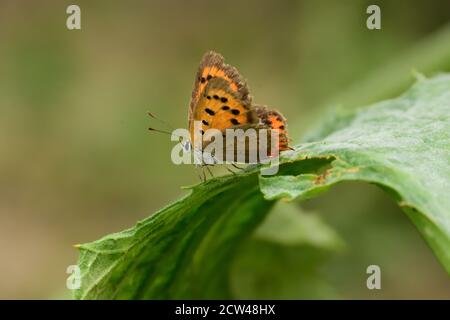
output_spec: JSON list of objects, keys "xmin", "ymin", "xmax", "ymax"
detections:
[
  {"xmin": 188, "ymin": 51, "xmax": 291, "ymax": 173},
  {"xmin": 150, "ymin": 51, "xmax": 292, "ymax": 180}
]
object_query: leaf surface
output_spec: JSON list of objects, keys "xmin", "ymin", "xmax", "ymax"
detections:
[{"xmin": 75, "ymin": 75, "xmax": 450, "ymax": 299}]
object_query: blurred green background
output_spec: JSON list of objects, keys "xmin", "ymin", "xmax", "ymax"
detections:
[{"xmin": 0, "ymin": 0, "xmax": 449, "ymax": 299}]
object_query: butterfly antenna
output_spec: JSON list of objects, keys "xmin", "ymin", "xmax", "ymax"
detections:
[
  {"xmin": 148, "ymin": 127, "xmax": 173, "ymax": 135},
  {"xmin": 148, "ymin": 127, "xmax": 185, "ymax": 143},
  {"xmin": 147, "ymin": 111, "xmax": 176, "ymax": 130}
]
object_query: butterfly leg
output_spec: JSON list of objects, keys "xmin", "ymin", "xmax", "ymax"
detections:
[
  {"xmin": 195, "ymin": 165, "xmax": 206, "ymax": 182},
  {"xmin": 231, "ymin": 163, "xmax": 245, "ymax": 171},
  {"xmin": 225, "ymin": 166, "xmax": 237, "ymax": 176},
  {"xmin": 202, "ymin": 167, "xmax": 207, "ymax": 181},
  {"xmin": 205, "ymin": 165, "xmax": 214, "ymax": 178}
]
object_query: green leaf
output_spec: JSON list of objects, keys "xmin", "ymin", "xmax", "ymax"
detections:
[
  {"xmin": 230, "ymin": 239, "xmax": 339, "ymax": 299},
  {"xmin": 260, "ymin": 74, "xmax": 450, "ymax": 270},
  {"xmin": 252, "ymin": 202, "xmax": 344, "ymax": 250},
  {"xmin": 230, "ymin": 202, "xmax": 344, "ymax": 299},
  {"xmin": 75, "ymin": 74, "xmax": 450, "ymax": 299},
  {"xmin": 74, "ymin": 176, "xmax": 273, "ymax": 299}
]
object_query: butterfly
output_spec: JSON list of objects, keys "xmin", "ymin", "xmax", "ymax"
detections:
[
  {"xmin": 150, "ymin": 51, "xmax": 291, "ymax": 180},
  {"xmin": 185, "ymin": 51, "xmax": 291, "ymax": 177}
]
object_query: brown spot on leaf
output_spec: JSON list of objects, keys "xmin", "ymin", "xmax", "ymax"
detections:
[{"xmin": 313, "ymin": 169, "xmax": 331, "ymax": 185}]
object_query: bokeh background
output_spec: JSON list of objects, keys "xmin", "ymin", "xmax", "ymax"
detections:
[{"xmin": 0, "ymin": 0, "xmax": 449, "ymax": 299}]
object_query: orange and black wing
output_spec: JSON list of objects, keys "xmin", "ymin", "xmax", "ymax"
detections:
[
  {"xmin": 190, "ymin": 77, "xmax": 257, "ymax": 138},
  {"xmin": 188, "ymin": 51, "xmax": 252, "ymax": 128},
  {"xmin": 254, "ymin": 105, "xmax": 291, "ymax": 151}
]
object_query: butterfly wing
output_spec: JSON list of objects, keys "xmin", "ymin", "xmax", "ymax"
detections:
[
  {"xmin": 188, "ymin": 51, "xmax": 291, "ymax": 164},
  {"xmin": 188, "ymin": 51, "xmax": 252, "ymax": 131},
  {"xmin": 254, "ymin": 105, "xmax": 291, "ymax": 151},
  {"xmin": 222, "ymin": 106, "xmax": 291, "ymax": 163},
  {"xmin": 190, "ymin": 77, "xmax": 257, "ymax": 137}
]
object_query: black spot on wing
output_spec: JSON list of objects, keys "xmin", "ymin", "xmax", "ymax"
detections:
[{"xmin": 205, "ymin": 108, "xmax": 215, "ymax": 115}]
